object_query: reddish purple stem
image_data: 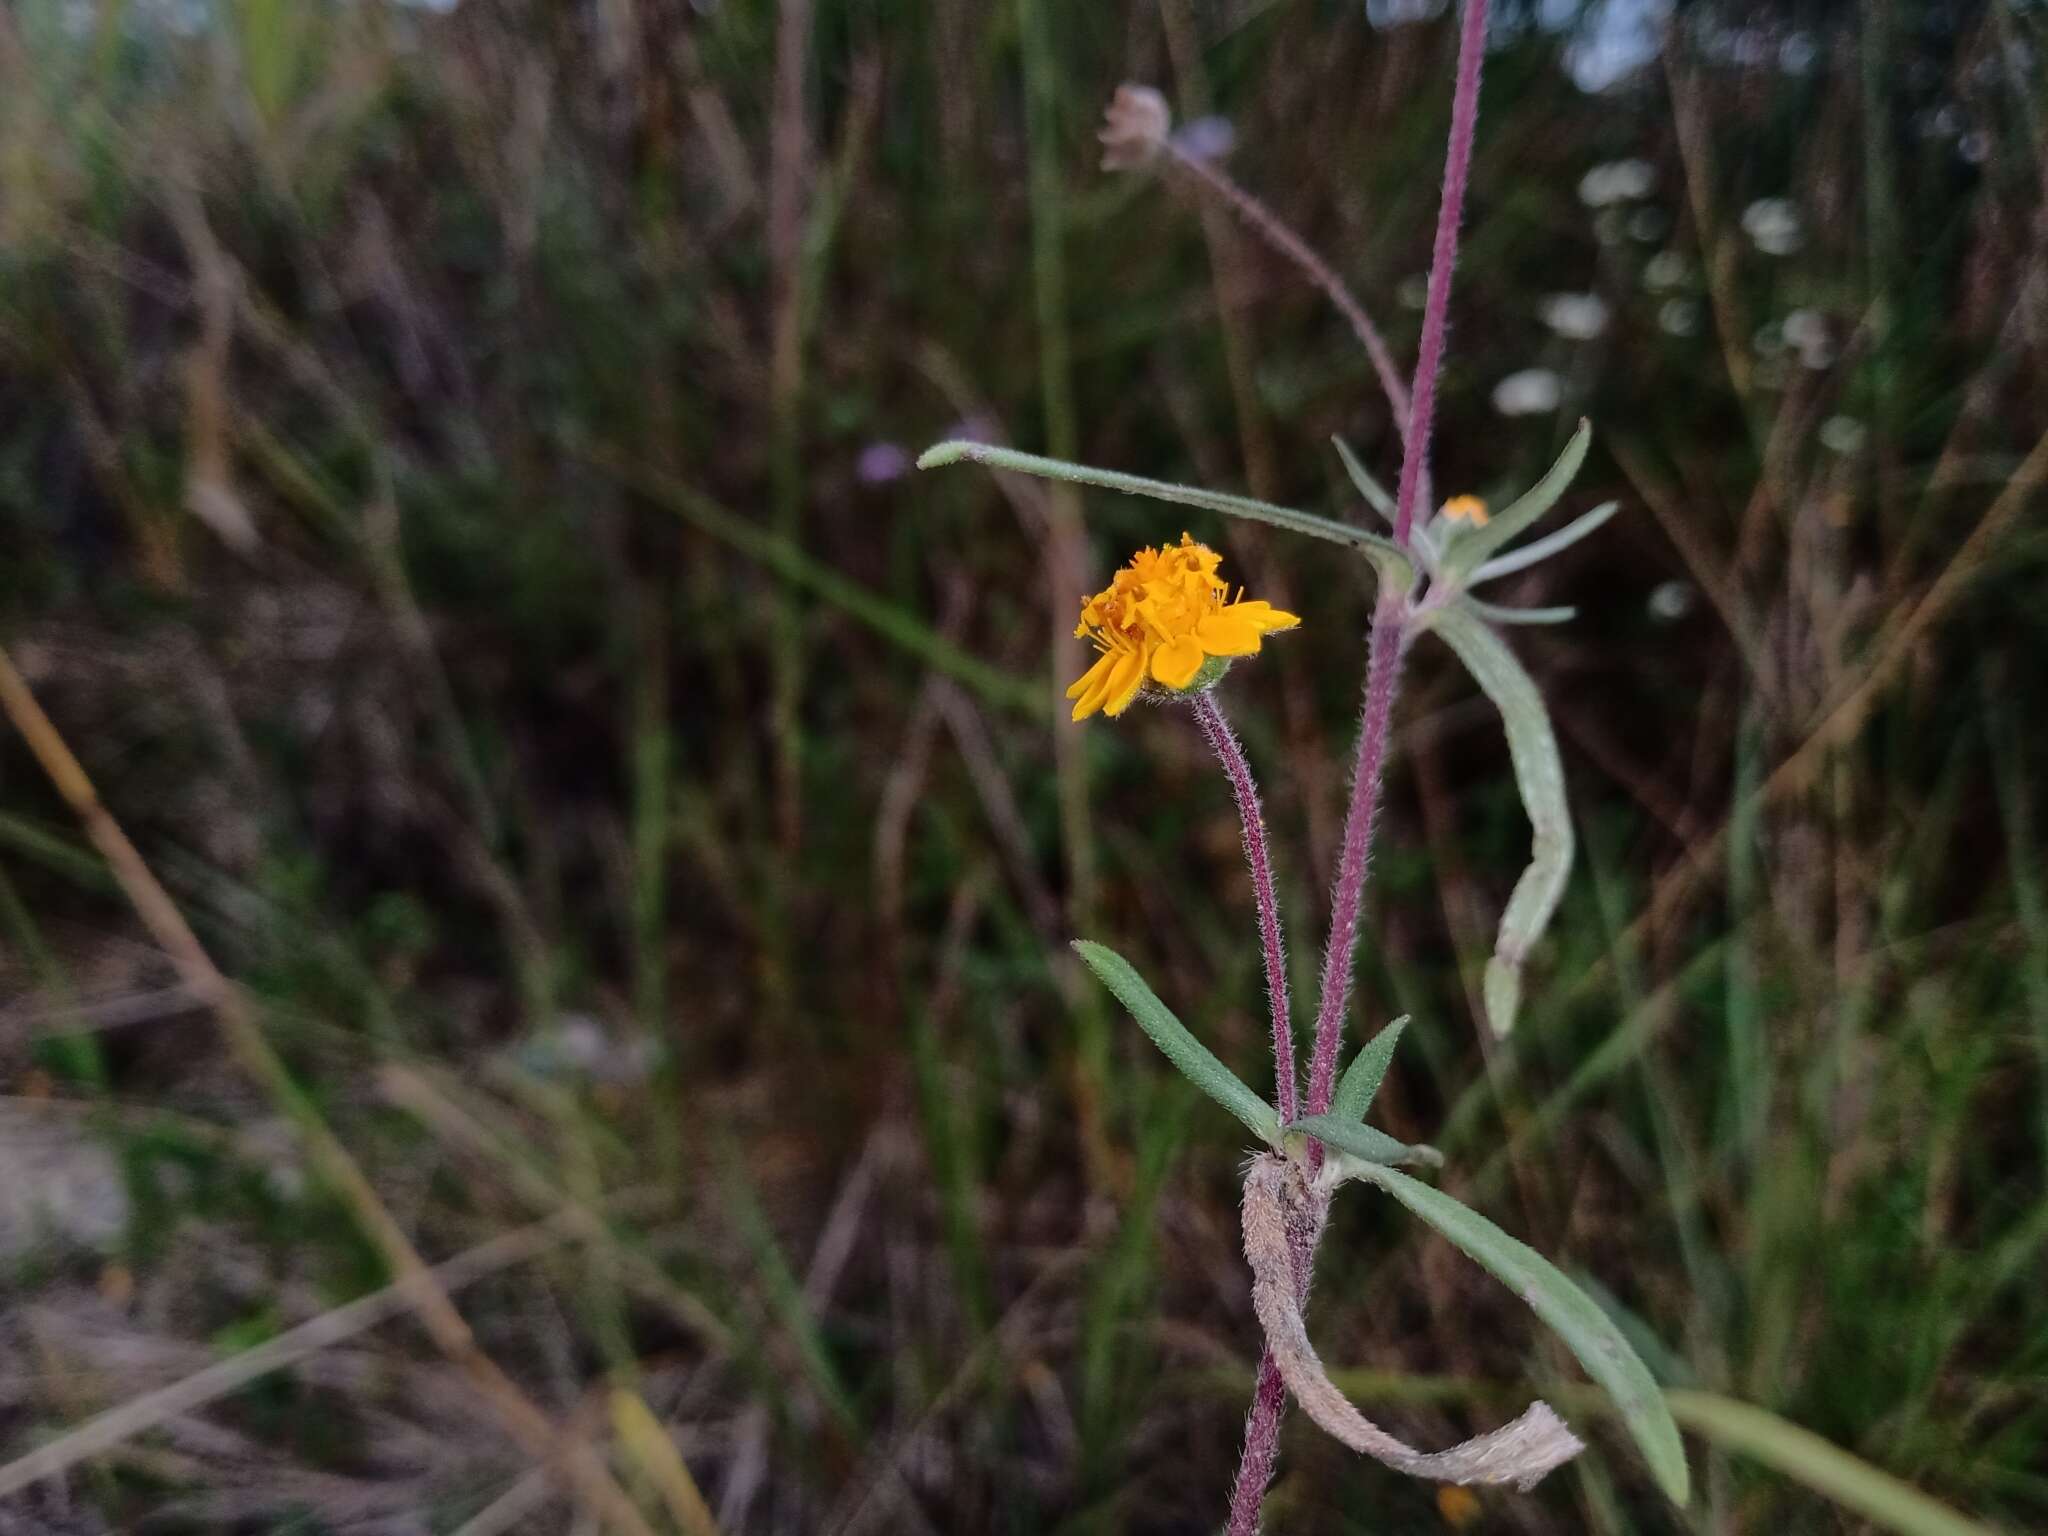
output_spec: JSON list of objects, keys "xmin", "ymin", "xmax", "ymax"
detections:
[
  {"xmin": 1224, "ymin": 4, "xmax": 1489, "ymax": 1529},
  {"xmin": 1306, "ymin": 605, "xmax": 1410, "ymax": 1116},
  {"xmin": 1192, "ymin": 691, "xmax": 1298, "ymax": 1124},
  {"xmin": 1390, "ymin": 0, "xmax": 1490, "ymax": 550},
  {"xmin": 1225, "ymin": 1349, "xmax": 1292, "ymax": 1536}
]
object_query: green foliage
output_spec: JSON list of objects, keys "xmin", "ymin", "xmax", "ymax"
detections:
[
  {"xmin": 1438, "ymin": 419, "xmax": 1593, "ymax": 581},
  {"xmin": 918, "ymin": 441, "xmax": 1415, "ymax": 590},
  {"xmin": 1425, "ymin": 606, "xmax": 1574, "ymax": 1037},
  {"xmin": 1329, "ymin": 1015, "xmax": 1408, "ymax": 1123},
  {"xmin": 1288, "ymin": 1113, "xmax": 1438, "ymax": 1169},
  {"xmin": 1071, "ymin": 940, "xmax": 1281, "ymax": 1146}
]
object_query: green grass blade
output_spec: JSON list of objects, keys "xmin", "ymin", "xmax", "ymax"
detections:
[
  {"xmin": 570, "ymin": 435, "xmax": 1044, "ymax": 716},
  {"xmin": 1316, "ymin": 1371, "xmax": 1997, "ymax": 1536},
  {"xmin": 1662, "ymin": 1391, "xmax": 1993, "ymax": 1536},
  {"xmin": 1427, "ymin": 606, "xmax": 1574, "ymax": 1037},
  {"xmin": 1356, "ymin": 1164, "xmax": 1691, "ymax": 1506},
  {"xmin": 1441, "ymin": 419, "xmax": 1593, "ymax": 581},
  {"xmin": 1071, "ymin": 940, "xmax": 1280, "ymax": 1146},
  {"xmin": 917, "ymin": 440, "xmax": 1413, "ymax": 583},
  {"xmin": 1469, "ymin": 500, "xmax": 1620, "ymax": 585},
  {"xmin": 1330, "ymin": 1015, "xmax": 1409, "ymax": 1122}
]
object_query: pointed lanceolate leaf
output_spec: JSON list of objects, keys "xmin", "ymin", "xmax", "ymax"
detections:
[
  {"xmin": 1290, "ymin": 1113, "xmax": 1440, "ymax": 1169},
  {"xmin": 1330, "ymin": 1016, "xmax": 1409, "ymax": 1123},
  {"xmin": 1468, "ymin": 600, "xmax": 1579, "ymax": 627},
  {"xmin": 1427, "ymin": 606, "xmax": 1573, "ymax": 1037},
  {"xmin": 1441, "ymin": 420, "xmax": 1594, "ymax": 582},
  {"xmin": 1331, "ymin": 435, "xmax": 1397, "ymax": 522},
  {"xmin": 1469, "ymin": 500, "xmax": 1620, "ymax": 585},
  {"xmin": 1071, "ymin": 940, "xmax": 1280, "ymax": 1146},
  {"xmin": 918, "ymin": 440, "xmax": 1413, "ymax": 588},
  {"xmin": 1353, "ymin": 1163, "xmax": 1692, "ymax": 1507}
]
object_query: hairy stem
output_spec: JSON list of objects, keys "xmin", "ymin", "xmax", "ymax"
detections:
[
  {"xmin": 1225, "ymin": 1349, "xmax": 1292, "ymax": 1536},
  {"xmin": 1390, "ymin": 0, "xmax": 1489, "ymax": 549},
  {"xmin": 1307, "ymin": 603, "xmax": 1411, "ymax": 1116},
  {"xmin": 1192, "ymin": 691, "xmax": 1298, "ymax": 1123},
  {"xmin": 1220, "ymin": 4, "xmax": 1491, "ymax": 1527}
]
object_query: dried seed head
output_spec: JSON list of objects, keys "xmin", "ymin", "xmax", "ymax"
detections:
[{"xmin": 1099, "ymin": 84, "xmax": 1172, "ymax": 172}]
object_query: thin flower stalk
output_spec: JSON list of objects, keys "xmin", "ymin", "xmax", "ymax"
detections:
[
  {"xmin": 1163, "ymin": 141, "xmax": 1411, "ymax": 439},
  {"xmin": 1192, "ymin": 691, "xmax": 1299, "ymax": 1122}
]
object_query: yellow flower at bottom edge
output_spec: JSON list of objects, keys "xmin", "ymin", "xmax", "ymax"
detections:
[
  {"xmin": 1441, "ymin": 493, "xmax": 1489, "ymax": 526},
  {"xmin": 1066, "ymin": 533, "xmax": 1301, "ymax": 721}
]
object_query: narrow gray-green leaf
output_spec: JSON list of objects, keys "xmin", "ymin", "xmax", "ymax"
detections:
[
  {"xmin": 1441, "ymin": 420, "xmax": 1593, "ymax": 582},
  {"xmin": 1288, "ymin": 1113, "xmax": 1435, "ymax": 1168},
  {"xmin": 1071, "ymin": 940, "xmax": 1280, "ymax": 1146},
  {"xmin": 1330, "ymin": 1016, "xmax": 1409, "ymax": 1123},
  {"xmin": 1470, "ymin": 501, "xmax": 1620, "ymax": 585},
  {"xmin": 1356, "ymin": 1163, "xmax": 1691, "ymax": 1506},
  {"xmin": 1428, "ymin": 607, "xmax": 1573, "ymax": 1037},
  {"xmin": 1330, "ymin": 435, "xmax": 1397, "ymax": 522},
  {"xmin": 918, "ymin": 441, "xmax": 1412, "ymax": 583},
  {"xmin": 1468, "ymin": 600, "xmax": 1579, "ymax": 627}
]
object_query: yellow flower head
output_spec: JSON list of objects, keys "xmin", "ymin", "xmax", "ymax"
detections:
[
  {"xmin": 1066, "ymin": 534, "xmax": 1300, "ymax": 721},
  {"xmin": 1441, "ymin": 494, "xmax": 1489, "ymax": 526}
]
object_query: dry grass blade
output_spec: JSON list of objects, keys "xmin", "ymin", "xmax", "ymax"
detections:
[
  {"xmin": 610, "ymin": 1388, "xmax": 724, "ymax": 1536},
  {"xmin": 0, "ymin": 1212, "xmax": 588, "ymax": 1499},
  {"xmin": 0, "ymin": 644, "xmax": 661, "ymax": 1536}
]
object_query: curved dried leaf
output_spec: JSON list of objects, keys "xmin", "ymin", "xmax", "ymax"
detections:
[{"xmin": 1242, "ymin": 1157, "xmax": 1584, "ymax": 1489}]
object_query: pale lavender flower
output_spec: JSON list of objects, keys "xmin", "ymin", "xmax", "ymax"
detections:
[{"xmin": 856, "ymin": 442, "xmax": 911, "ymax": 485}]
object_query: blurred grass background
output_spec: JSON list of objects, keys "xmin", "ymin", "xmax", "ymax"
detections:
[{"xmin": 2, "ymin": 0, "xmax": 2045, "ymax": 1532}]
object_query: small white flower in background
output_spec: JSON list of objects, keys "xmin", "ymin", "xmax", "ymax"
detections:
[
  {"xmin": 1644, "ymin": 250, "xmax": 1689, "ymax": 292},
  {"xmin": 1366, "ymin": 0, "xmax": 1449, "ymax": 27},
  {"xmin": 1741, "ymin": 198, "xmax": 1804, "ymax": 256},
  {"xmin": 1540, "ymin": 293, "xmax": 1610, "ymax": 340},
  {"xmin": 1959, "ymin": 131, "xmax": 1991, "ymax": 165},
  {"xmin": 1171, "ymin": 116, "xmax": 1236, "ymax": 162},
  {"xmin": 1492, "ymin": 368, "xmax": 1563, "ymax": 417},
  {"xmin": 1647, "ymin": 580, "xmax": 1696, "ymax": 622},
  {"xmin": 1779, "ymin": 32, "xmax": 1818, "ymax": 75},
  {"xmin": 1820, "ymin": 415, "xmax": 1868, "ymax": 455},
  {"xmin": 1781, "ymin": 308, "xmax": 1834, "ymax": 370},
  {"xmin": 1397, "ymin": 274, "xmax": 1430, "ymax": 310},
  {"xmin": 1099, "ymin": 84, "xmax": 1172, "ymax": 172},
  {"xmin": 1658, "ymin": 298, "xmax": 1700, "ymax": 336},
  {"xmin": 1578, "ymin": 159, "xmax": 1656, "ymax": 208}
]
